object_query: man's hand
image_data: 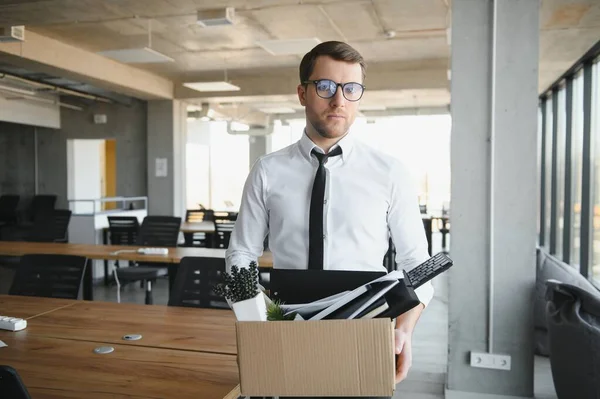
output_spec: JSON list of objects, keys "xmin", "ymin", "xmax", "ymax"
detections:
[
  {"xmin": 394, "ymin": 328, "xmax": 412, "ymax": 383},
  {"xmin": 393, "ymin": 303, "xmax": 424, "ymax": 384}
]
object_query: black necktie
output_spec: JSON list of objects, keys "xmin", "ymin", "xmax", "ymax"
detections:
[{"xmin": 309, "ymin": 146, "xmax": 342, "ymax": 270}]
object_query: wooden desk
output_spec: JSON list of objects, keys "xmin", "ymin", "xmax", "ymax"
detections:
[
  {"xmin": 0, "ymin": 241, "xmax": 273, "ymax": 266},
  {"xmin": 0, "ymin": 242, "xmax": 273, "ymax": 301},
  {"xmin": 0, "ymin": 296, "xmax": 241, "ymax": 399},
  {"xmin": 21, "ymin": 300, "xmax": 238, "ymax": 355},
  {"xmin": 0, "ymin": 295, "xmax": 76, "ymax": 319},
  {"xmin": 0, "ymin": 335, "xmax": 241, "ymax": 399}
]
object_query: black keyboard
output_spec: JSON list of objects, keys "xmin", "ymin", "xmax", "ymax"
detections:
[{"xmin": 405, "ymin": 252, "xmax": 453, "ymax": 289}]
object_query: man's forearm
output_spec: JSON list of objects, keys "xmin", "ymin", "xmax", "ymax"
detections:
[{"xmin": 395, "ymin": 303, "xmax": 424, "ymax": 333}]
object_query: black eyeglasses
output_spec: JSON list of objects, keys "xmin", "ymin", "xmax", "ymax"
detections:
[{"xmin": 303, "ymin": 79, "xmax": 365, "ymax": 102}]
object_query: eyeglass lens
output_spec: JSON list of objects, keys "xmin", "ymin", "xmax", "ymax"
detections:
[{"xmin": 315, "ymin": 79, "xmax": 363, "ymax": 101}]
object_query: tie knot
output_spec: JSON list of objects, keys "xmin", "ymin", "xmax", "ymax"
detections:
[{"xmin": 312, "ymin": 146, "xmax": 342, "ymax": 164}]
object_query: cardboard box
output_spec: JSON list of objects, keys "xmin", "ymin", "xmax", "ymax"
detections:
[{"xmin": 236, "ymin": 318, "xmax": 395, "ymax": 397}]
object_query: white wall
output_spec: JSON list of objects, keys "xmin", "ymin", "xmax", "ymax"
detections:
[
  {"xmin": 67, "ymin": 139, "xmax": 103, "ymax": 214},
  {"xmin": 0, "ymin": 94, "xmax": 60, "ymax": 129}
]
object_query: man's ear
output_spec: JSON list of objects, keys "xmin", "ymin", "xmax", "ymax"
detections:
[{"xmin": 297, "ymin": 84, "xmax": 307, "ymax": 106}]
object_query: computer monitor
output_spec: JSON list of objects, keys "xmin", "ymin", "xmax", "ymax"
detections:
[{"xmin": 269, "ymin": 269, "xmax": 386, "ymax": 304}]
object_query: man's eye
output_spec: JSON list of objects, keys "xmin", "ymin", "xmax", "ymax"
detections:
[{"xmin": 317, "ymin": 82, "xmax": 330, "ymax": 91}]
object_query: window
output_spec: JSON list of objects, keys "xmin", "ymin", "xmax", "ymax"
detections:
[
  {"xmin": 555, "ymin": 87, "xmax": 567, "ymax": 258},
  {"xmin": 591, "ymin": 60, "xmax": 600, "ymax": 284},
  {"xmin": 269, "ymin": 121, "xmax": 304, "ymax": 153},
  {"xmin": 185, "ymin": 143, "xmax": 210, "ymax": 209},
  {"xmin": 545, "ymin": 95, "xmax": 554, "ymax": 251},
  {"xmin": 209, "ymin": 122, "xmax": 249, "ymax": 211},
  {"xmin": 352, "ymin": 115, "xmax": 452, "ymax": 214},
  {"xmin": 186, "ymin": 120, "xmax": 249, "ymax": 211},
  {"xmin": 269, "ymin": 115, "xmax": 452, "ymax": 214},
  {"xmin": 571, "ymin": 71, "xmax": 585, "ymax": 266},
  {"xmin": 538, "ymin": 104, "xmax": 543, "ymax": 242}
]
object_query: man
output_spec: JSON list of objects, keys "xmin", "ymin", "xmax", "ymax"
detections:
[{"xmin": 226, "ymin": 41, "xmax": 434, "ymax": 399}]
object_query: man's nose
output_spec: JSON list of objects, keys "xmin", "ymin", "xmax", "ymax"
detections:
[{"xmin": 329, "ymin": 86, "xmax": 345, "ymax": 108}]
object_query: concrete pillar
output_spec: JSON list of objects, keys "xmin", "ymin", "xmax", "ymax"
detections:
[
  {"xmin": 249, "ymin": 135, "xmax": 269, "ymax": 168},
  {"xmin": 147, "ymin": 100, "xmax": 187, "ymax": 217},
  {"xmin": 447, "ymin": 0, "xmax": 539, "ymax": 398}
]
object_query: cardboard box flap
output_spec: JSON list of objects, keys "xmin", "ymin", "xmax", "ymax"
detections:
[{"xmin": 237, "ymin": 319, "xmax": 395, "ymax": 397}]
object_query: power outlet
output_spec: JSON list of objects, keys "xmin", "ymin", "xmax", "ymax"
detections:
[{"xmin": 470, "ymin": 352, "xmax": 511, "ymax": 371}]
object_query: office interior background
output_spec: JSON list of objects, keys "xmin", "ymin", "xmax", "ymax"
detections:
[{"xmin": 0, "ymin": 0, "xmax": 599, "ymax": 398}]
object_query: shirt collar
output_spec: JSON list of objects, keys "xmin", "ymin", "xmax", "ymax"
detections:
[{"xmin": 298, "ymin": 128, "xmax": 355, "ymax": 162}]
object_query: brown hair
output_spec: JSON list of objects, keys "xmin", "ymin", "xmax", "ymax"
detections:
[{"xmin": 299, "ymin": 41, "xmax": 366, "ymax": 83}]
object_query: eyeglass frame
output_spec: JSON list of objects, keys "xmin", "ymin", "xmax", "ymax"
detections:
[{"xmin": 302, "ymin": 79, "xmax": 366, "ymax": 102}]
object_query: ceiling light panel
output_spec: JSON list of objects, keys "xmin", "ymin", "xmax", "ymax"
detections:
[
  {"xmin": 256, "ymin": 38, "xmax": 321, "ymax": 56},
  {"xmin": 183, "ymin": 81, "xmax": 241, "ymax": 92},
  {"xmin": 97, "ymin": 47, "xmax": 174, "ymax": 64}
]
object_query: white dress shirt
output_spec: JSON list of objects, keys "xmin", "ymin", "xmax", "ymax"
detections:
[{"xmin": 226, "ymin": 130, "xmax": 434, "ymax": 307}]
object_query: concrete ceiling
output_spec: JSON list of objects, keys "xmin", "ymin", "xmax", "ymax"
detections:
[{"xmin": 0, "ymin": 0, "xmax": 597, "ymax": 121}]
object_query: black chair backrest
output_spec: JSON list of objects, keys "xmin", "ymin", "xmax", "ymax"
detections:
[
  {"xmin": 545, "ymin": 281, "xmax": 600, "ymax": 399},
  {"xmin": 185, "ymin": 209, "xmax": 214, "ymax": 222},
  {"xmin": 168, "ymin": 256, "xmax": 228, "ymax": 309},
  {"xmin": 214, "ymin": 213, "xmax": 237, "ymax": 248},
  {"xmin": 28, "ymin": 209, "xmax": 72, "ymax": 243},
  {"xmin": 0, "ymin": 365, "xmax": 31, "ymax": 399},
  {"xmin": 138, "ymin": 216, "xmax": 181, "ymax": 247},
  {"xmin": 9, "ymin": 254, "xmax": 87, "ymax": 299},
  {"xmin": 107, "ymin": 216, "xmax": 140, "ymax": 245},
  {"xmin": 30, "ymin": 195, "xmax": 57, "ymax": 220},
  {"xmin": 0, "ymin": 195, "xmax": 20, "ymax": 223}
]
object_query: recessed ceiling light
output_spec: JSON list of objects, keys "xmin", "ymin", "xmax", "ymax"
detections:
[
  {"xmin": 256, "ymin": 38, "xmax": 321, "ymax": 56},
  {"xmin": 183, "ymin": 81, "xmax": 241, "ymax": 92},
  {"xmin": 97, "ymin": 47, "xmax": 174, "ymax": 63}
]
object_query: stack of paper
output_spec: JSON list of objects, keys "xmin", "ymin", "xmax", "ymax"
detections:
[{"xmin": 280, "ymin": 270, "xmax": 405, "ymax": 321}]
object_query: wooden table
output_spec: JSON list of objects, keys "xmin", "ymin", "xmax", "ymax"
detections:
[
  {"xmin": 0, "ymin": 295, "xmax": 75, "ymax": 319},
  {"xmin": 0, "ymin": 241, "xmax": 273, "ymax": 301},
  {"xmin": 0, "ymin": 295, "xmax": 241, "ymax": 399},
  {"xmin": 0, "ymin": 335, "xmax": 241, "ymax": 399},
  {"xmin": 0, "ymin": 241, "xmax": 272, "ymax": 265},
  {"xmin": 18, "ymin": 300, "xmax": 238, "ymax": 355}
]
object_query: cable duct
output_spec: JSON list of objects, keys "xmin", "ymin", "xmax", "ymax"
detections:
[{"xmin": 0, "ymin": 72, "xmax": 112, "ymax": 103}]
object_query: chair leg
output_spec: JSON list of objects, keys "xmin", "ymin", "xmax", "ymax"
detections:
[
  {"xmin": 104, "ymin": 260, "xmax": 109, "ymax": 286},
  {"xmin": 145, "ymin": 280, "xmax": 153, "ymax": 305}
]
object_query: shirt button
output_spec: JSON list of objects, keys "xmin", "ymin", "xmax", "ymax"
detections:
[
  {"xmin": 323, "ymin": 199, "xmax": 328, "ymax": 204},
  {"xmin": 323, "ymin": 234, "xmax": 326, "ymax": 239}
]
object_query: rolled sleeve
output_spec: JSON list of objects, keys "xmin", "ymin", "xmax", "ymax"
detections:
[{"xmin": 225, "ymin": 158, "xmax": 269, "ymax": 272}]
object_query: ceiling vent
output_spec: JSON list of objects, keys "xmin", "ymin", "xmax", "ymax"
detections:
[
  {"xmin": 0, "ymin": 25, "xmax": 25, "ymax": 42},
  {"xmin": 196, "ymin": 7, "xmax": 235, "ymax": 27}
]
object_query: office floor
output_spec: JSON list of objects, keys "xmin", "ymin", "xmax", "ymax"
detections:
[{"xmin": 0, "ymin": 235, "xmax": 558, "ymax": 399}]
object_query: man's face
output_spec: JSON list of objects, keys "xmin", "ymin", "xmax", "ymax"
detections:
[{"xmin": 297, "ymin": 55, "xmax": 363, "ymax": 140}]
